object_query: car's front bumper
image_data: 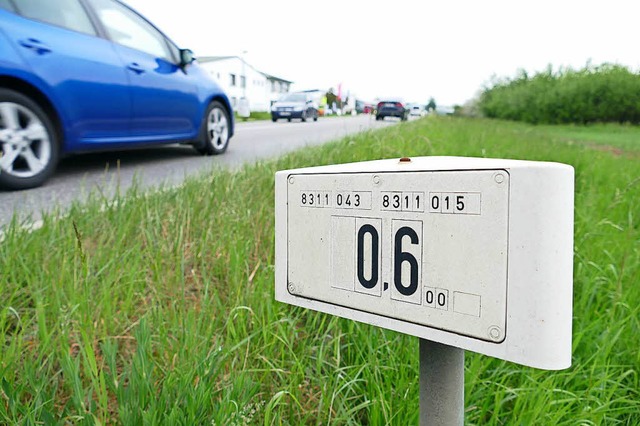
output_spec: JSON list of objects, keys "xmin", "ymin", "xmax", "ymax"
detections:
[{"xmin": 272, "ymin": 110, "xmax": 305, "ymax": 119}]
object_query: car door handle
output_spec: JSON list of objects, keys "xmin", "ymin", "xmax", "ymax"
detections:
[
  {"xmin": 19, "ymin": 38, "xmax": 51, "ymax": 55},
  {"xmin": 126, "ymin": 63, "xmax": 145, "ymax": 75}
]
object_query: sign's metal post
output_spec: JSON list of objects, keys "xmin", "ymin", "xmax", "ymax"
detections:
[{"xmin": 420, "ymin": 339, "xmax": 465, "ymax": 426}]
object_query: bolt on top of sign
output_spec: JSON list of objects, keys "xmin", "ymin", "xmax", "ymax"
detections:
[{"xmin": 275, "ymin": 157, "xmax": 574, "ymax": 370}]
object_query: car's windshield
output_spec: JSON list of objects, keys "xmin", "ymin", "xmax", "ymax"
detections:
[{"xmin": 280, "ymin": 93, "xmax": 306, "ymax": 102}]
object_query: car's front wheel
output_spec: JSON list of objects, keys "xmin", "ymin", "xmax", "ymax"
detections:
[
  {"xmin": 0, "ymin": 89, "xmax": 59, "ymax": 190},
  {"xmin": 194, "ymin": 100, "xmax": 230, "ymax": 155}
]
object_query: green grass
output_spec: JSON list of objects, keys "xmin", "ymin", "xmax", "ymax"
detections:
[
  {"xmin": 235, "ymin": 111, "xmax": 272, "ymax": 121},
  {"xmin": 536, "ymin": 123, "xmax": 640, "ymax": 153},
  {"xmin": 1, "ymin": 117, "xmax": 639, "ymax": 424}
]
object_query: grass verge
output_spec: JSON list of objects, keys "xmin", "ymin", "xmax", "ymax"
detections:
[
  {"xmin": 1, "ymin": 117, "xmax": 638, "ymax": 424},
  {"xmin": 235, "ymin": 111, "xmax": 272, "ymax": 122}
]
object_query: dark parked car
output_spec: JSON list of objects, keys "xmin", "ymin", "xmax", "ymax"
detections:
[
  {"xmin": 0, "ymin": 0, "xmax": 234, "ymax": 190},
  {"xmin": 271, "ymin": 92, "xmax": 318, "ymax": 122},
  {"xmin": 376, "ymin": 100, "xmax": 407, "ymax": 121}
]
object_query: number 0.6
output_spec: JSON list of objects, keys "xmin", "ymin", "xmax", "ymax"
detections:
[{"xmin": 355, "ymin": 220, "xmax": 423, "ymax": 300}]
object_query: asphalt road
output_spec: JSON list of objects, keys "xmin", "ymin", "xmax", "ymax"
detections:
[{"xmin": 0, "ymin": 114, "xmax": 395, "ymax": 227}]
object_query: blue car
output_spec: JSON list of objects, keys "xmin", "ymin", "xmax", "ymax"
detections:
[{"xmin": 0, "ymin": 0, "xmax": 234, "ymax": 190}]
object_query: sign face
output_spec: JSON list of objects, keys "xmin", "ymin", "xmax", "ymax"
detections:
[
  {"xmin": 287, "ymin": 170, "xmax": 509, "ymax": 343},
  {"xmin": 275, "ymin": 157, "xmax": 575, "ymax": 370}
]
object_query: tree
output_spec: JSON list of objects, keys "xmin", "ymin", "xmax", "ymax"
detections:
[
  {"xmin": 326, "ymin": 88, "xmax": 337, "ymax": 109},
  {"xmin": 426, "ymin": 97, "xmax": 437, "ymax": 112}
]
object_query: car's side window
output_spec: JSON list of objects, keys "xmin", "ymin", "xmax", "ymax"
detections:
[
  {"xmin": 90, "ymin": 0, "xmax": 172, "ymax": 61},
  {"xmin": 12, "ymin": 0, "xmax": 96, "ymax": 35},
  {"xmin": 165, "ymin": 40, "xmax": 181, "ymax": 64},
  {"xmin": 0, "ymin": 0, "xmax": 16, "ymax": 12}
]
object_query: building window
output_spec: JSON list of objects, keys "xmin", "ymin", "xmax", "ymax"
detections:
[
  {"xmin": 240, "ymin": 76, "xmax": 246, "ymax": 88},
  {"xmin": 231, "ymin": 97, "xmax": 237, "ymax": 107},
  {"xmin": 230, "ymin": 74, "xmax": 236, "ymax": 87}
]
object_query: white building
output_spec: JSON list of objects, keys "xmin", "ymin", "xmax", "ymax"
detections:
[{"xmin": 197, "ymin": 56, "xmax": 293, "ymax": 112}]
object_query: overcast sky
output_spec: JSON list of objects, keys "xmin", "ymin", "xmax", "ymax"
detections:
[{"xmin": 124, "ymin": 0, "xmax": 639, "ymax": 106}]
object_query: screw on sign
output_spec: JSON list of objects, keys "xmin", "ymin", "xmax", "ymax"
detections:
[{"xmin": 275, "ymin": 156, "xmax": 574, "ymax": 424}]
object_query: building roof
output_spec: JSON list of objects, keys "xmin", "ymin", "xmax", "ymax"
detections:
[
  {"xmin": 261, "ymin": 73, "xmax": 293, "ymax": 84},
  {"xmin": 196, "ymin": 55, "xmax": 293, "ymax": 84}
]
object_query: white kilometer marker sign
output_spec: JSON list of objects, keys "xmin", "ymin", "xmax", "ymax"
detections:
[{"xmin": 275, "ymin": 156, "xmax": 574, "ymax": 370}]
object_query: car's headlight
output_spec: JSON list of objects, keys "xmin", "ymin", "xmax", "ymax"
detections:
[
  {"xmin": 293, "ymin": 105, "xmax": 304, "ymax": 111},
  {"xmin": 271, "ymin": 105, "xmax": 278, "ymax": 112}
]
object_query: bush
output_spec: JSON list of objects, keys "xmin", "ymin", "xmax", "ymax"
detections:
[{"xmin": 478, "ymin": 64, "xmax": 640, "ymax": 125}]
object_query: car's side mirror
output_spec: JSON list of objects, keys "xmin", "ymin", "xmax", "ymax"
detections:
[{"xmin": 179, "ymin": 49, "xmax": 195, "ymax": 68}]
